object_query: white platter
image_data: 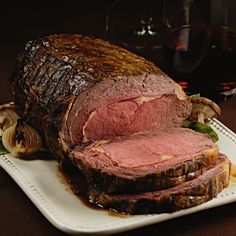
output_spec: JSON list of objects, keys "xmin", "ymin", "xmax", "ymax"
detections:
[{"xmin": 1, "ymin": 118, "xmax": 236, "ymax": 235}]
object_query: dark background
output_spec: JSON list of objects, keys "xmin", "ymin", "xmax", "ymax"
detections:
[
  {"xmin": 0, "ymin": 0, "xmax": 107, "ymax": 103},
  {"xmin": 1, "ymin": 0, "xmax": 236, "ymax": 104},
  {"xmin": 0, "ymin": 1, "xmax": 236, "ymax": 236}
]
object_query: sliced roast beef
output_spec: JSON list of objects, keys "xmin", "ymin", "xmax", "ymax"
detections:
[
  {"xmin": 89, "ymin": 154, "xmax": 230, "ymax": 214},
  {"xmin": 70, "ymin": 128, "xmax": 219, "ymax": 194},
  {"xmin": 10, "ymin": 34, "xmax": 191, "ymax": 158},
  {"xmin": 9, "ymin": 34, "xmax": 230, "ymax": 215}
]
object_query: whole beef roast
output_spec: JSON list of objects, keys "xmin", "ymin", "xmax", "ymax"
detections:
[
  {"xmin": 71, "ymin": 128, "xmax": 219, "ymax": 194},
  {"xmin": 10, "ymin": 34, "xmax": 191, "ymax": 155},
  {"xmin": 10, "ymin": 34, "xmax": 230, "ymax": 214}
]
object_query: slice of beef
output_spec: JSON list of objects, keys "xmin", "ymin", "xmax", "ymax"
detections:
[
  {"xmin": 89, "ymin": 154, "xmax": 230, "ymax": 214},
  {"xmin": 70, "ymin": 128, "xmax": 219, "ymax": 194},
  {"xmin": 10, "ymin": 34, "xmax": 191, "ymax": 161}
]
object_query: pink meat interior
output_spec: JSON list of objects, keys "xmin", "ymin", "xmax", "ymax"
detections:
[
  {"xmin": 83, "ymin": 95, "xmax": 186, "ymax": 142},
  {"xmin": 79, "ymin": 128, "xmax": 216, "ymax": 169}
]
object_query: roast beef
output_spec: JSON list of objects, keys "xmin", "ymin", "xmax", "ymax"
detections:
[
  {"xmin": 71, "ymin": 128, "xmax": 219, "ymax": 194},
  {"xmin": 9, "ymin": 34, "xmax": 230, "ymax": 214},
  {"xmin": 89, "ymin": 154, "xmax": 230, "ymax": 214},
  {"xmin": 10, "ymin": 34, "xmax": 191, "ymax": 156}
]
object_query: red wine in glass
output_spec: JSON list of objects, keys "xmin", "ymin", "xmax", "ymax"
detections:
[{"xmin": 163, "ymin": 0, "xmax": 236, "ymax": 101}]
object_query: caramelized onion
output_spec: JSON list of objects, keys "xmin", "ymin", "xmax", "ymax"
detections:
[
  {"xmin": 2, "ymin": 119, "xmax": 41, "ymax": 157},
  {"xmin": 0, "ymin": 102, "xmax": 20, "ymax": 136}
]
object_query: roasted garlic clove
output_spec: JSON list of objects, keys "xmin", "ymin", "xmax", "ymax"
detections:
[
  {"xmin": 2, "ymin": 119, "xmax": 41, "ymax": 157},
  {"xmin": 0, "ymin": 102, "xmax": 20, "ymax": 136}
]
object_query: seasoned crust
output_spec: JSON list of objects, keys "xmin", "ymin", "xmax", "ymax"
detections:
[
  {"xmin": 10, "ymin": 34, "xmax": 187, "ymax": 135},
  {"xmin": 88, "ymin": 154, "xmax": 230, "ymax": 214}
]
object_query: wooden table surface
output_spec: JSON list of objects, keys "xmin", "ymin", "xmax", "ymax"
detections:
[{"xmin": 0, "ymin": 1, "xmax": 236, "ymax": 235}]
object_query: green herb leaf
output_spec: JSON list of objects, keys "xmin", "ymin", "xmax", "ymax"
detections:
[
  {"xmin": 189, "ymin": 93, "xmax": 201, "ymax": 99},
  {"xmin": 182, "ymin": 120, "xmax": 219, "ymax": 142},
  {"xmin": 0, "ymin": 139, "xmax": 9, "ymax": 155}
]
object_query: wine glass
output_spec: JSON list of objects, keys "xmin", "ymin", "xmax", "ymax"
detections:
[
  {"xmin": 163, "ymin": 0, "xmax": 236, "ymax": 101},
  {"xmin": 105, "ymin": 0, "xmax": 165, "ymax": 49},
  {"xmin": 211, "ymin": 0, "xmax": 236, "ymax": 100},
  {"xmin": 163, "ymin": 0, "xmax": 211, "ymax": 74}
]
